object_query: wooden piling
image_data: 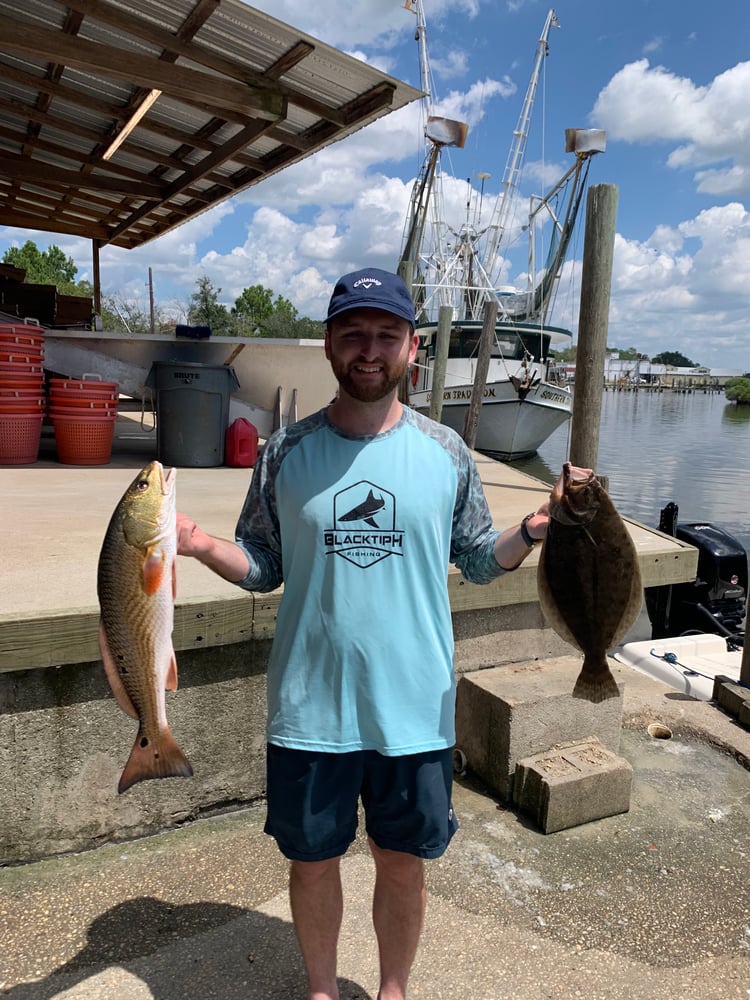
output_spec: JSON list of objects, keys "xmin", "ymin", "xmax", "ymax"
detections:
[
  {"xmin": 429, "ymin": 305, "xmax": 453, "ymax": 423},
  {"xmin": 462, "ymin": 298, "xmax": 498, "ymax": 449},
  {"xmin": 569, "ymin": 183, "xmax": 619, "ymax": 471}
]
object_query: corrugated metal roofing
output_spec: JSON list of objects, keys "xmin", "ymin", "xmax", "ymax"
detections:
[{"xmin": 0, "ymin": 0, "xmax": 421, "ymax": 249}]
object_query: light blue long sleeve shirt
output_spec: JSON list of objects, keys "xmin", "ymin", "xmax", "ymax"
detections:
[{"xmin": 234, "ymin": 406, "xmax": 504, "ymax": 754}]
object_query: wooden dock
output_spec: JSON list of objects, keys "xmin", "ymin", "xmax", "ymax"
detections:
[{"xmin": 1, "ymin": 415, "xmax": 698, "ymax": 674}]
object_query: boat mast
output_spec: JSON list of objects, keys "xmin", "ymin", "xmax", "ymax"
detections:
[
  {"xmin": 398, "ymin": 0, "xmax": 467, "ymax": 314},
  {"xmin": 484, "ymin": 8, "xmax": 560, "ymax": 282}
]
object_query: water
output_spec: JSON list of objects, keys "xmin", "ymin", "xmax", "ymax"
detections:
[{"xmin": 513, "ymin": 389, "xmax": 750, "ymax": 556}]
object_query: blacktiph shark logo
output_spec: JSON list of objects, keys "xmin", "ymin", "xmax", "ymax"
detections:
[
  {"xmin": 338, "ymin": 488, "xmax": 385, "ymax": 529},
  {"xmin": 325, "ymin": 480, "xmax": 404, "ymax": 568}
]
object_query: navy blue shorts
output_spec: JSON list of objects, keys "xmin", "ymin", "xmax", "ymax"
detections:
[{"xmin": 264, "ymin": 744, "xmax": 459, "ymax": 862}]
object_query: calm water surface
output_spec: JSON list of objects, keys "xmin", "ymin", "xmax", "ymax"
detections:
[{"xmin": 513, "ymin": 389, "xmax": 750, "ymax": 556}]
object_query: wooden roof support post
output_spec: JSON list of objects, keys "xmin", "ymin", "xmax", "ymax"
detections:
[{"xmin": 569, "ymin": 183, "xmax": 619, "ymax": 472}]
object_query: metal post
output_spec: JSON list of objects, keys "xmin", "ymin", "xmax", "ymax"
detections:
[{"xmin": 569, "ymin": 184, "xmax": 619, "ymax": 471}]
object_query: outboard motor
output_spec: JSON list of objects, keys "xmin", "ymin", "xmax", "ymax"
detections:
[{"xmin": 645, "ymin": 505, "xmax": 746, "ymax": 644}]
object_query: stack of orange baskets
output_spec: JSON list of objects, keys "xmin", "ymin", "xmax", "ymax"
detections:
[
  {"xmin": 0, "ymin": 321, "xmax": 46, "ymax": 464},
  {"xmin": 48, "ymin": 375, "xmax": 119, "ymax": 465}
]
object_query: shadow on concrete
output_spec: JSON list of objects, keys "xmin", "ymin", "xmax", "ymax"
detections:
[{"xmin": 4, "ymin": 896, "xmax": 373, "ymax": 1000}]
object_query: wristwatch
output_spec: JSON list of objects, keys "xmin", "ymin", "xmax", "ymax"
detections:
[{"xmin": 520, "ymin": 512, "xmax": 541, "ymax": 548}]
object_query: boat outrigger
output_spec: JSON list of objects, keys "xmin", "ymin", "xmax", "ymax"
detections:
[{"xmin": 400, "ymin": 3, "xmax": 606, "ymax": 459}]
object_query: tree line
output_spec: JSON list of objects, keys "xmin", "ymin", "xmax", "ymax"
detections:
[{"xmin": 2, "ymin": 240, "xmax": 323, "ymax": 339}]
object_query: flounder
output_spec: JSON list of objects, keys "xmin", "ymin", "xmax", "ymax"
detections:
[{"xmin": 538, "ymin": 463, "xmax": 643, "ymax": 702}]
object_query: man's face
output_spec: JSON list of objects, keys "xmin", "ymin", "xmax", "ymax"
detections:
[{"xmin": 325, "ymin": 308, "xmax": 418, "ymax": 403}]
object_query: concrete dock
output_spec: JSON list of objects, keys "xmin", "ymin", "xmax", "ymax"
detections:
[
  {"xmin": 3, "ymin": 414, "xmax": 750, "ymax": 997},
  {"xmin": 2, "ymin": 668, "xmax": 750, "ymax": 999}
]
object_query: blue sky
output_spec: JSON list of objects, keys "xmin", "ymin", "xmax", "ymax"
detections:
[{"xmin": 2, "ymin": 0, "xmax": 750, "ymax": 370}]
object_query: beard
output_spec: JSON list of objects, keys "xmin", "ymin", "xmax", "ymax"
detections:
[{"xmin": 329, "ymin": 355, "xmax": 410, "ymax": 403}]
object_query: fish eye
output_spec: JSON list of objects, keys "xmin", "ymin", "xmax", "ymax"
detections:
[{"xmin": 136, "ymin": 479, "xmax": 149, "ymax": 491}]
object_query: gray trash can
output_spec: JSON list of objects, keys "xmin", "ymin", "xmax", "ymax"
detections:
[{"xmin": 145, "ymin": 361, "xmax": 240, "ymax": 467}]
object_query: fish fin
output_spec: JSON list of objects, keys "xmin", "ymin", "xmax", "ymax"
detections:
[
  {"xmin": 99, "ymin": 621, "xmax": 139, "ymax": 720},
  {"xmin": 572, "ymin": 656, "xmax": 621, "ymax": 703},
  {"xmin": 118, "ymin": 724, "xmax": 193, "ymax": 794},
  {"xmin": 165, "ymin": 650, "xmax": 178, "ymax": 692},
  {"xmin": 142, "ymin": 545, "xmax": 165, "ymax": 596}
]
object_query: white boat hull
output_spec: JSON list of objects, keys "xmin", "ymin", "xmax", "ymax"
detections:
[{"xmin": 409, "ymin": 356, "xmax": 571, "ymax": 460}]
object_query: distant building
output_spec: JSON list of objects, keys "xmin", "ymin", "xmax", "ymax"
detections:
[{"xmin": 553, "ymin": 355, "xmax": 743, "ymax": 388}]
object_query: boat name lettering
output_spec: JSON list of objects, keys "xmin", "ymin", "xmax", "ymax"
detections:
[
  {"xmin": 540, "ymin": 390, "xmax": 568, "ymax": 404},
  {"xmin": 439, "ymin": 387, "xmax": 497, "ymax": 401}
]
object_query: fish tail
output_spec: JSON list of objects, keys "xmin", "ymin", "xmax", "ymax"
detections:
[
  {"xmin": 572, "ymin": 656, "xmax": 621, "ymax": 703},
  {"xmin": 118, "ymin": 724, "xmax": 194, "ymax": 794}
]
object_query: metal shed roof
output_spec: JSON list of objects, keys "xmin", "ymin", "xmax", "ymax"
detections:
[{"xmin": 0, "ymin": 0, "xmax": 421, "ymax": 250}]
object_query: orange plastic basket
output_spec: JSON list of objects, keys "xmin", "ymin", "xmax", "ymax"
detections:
[
  {"xmin": 0, "ymin": 413, "xmax": 44, "ymax": 464},
  {"xmin": 52, "ymin": 412, "xmax": 117, "ymax": 465}
]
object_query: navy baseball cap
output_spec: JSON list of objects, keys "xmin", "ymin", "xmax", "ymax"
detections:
[{"xmin": 326, "ymin": 267, "xmax": 416, "ymax": 327}]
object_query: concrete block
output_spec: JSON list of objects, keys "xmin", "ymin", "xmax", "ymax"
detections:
[
  {"xmin": 737, "ymin": 701, "xmax": 750, "ymax": 732},
  {"xmin": 513, "ymin": 738, "xmax": 632, "ymax": 834},
  {"xmin": 713, "ymin": 675, "xmax": 750, "ymax": 719},
  {"xmin": 455, "ymin": 656, "xmax": 624, "ymax": 801}
]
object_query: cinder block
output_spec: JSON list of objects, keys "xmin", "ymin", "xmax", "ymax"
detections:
[
  {"xmin": 455, "ymin": 656, "xmax": 623, "ymax": 801},
  {"xmin": 713, "ymin": 676, "xmax": 750, "ymax": 719},
  {"xmin": 513, "ymin": 738, "xmax": 632, "ymax": 834},
  {"xmin": 737, "ymin": 701, "xmax": 750, "ymax": 732}
]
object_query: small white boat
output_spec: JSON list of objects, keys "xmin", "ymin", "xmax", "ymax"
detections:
[{"xmin": 614, "ymin": 633, "xmax": 743, "ymax": 701}]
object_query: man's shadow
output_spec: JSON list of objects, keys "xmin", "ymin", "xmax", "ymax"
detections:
[{"xmin": 4, "ymin": 896, "xmax": 373, "ymax": 999}]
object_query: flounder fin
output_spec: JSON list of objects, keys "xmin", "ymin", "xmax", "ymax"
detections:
[
  {"xmin": 118, "ymin": 724, "xmax": 193, "ymax": 794},
  {"xmin": 99, "ymin": 620, "xmax": 139, "ymax": 720},
  {"xmin": 572, "ymin": 656, "xmax": 621, "ymax": 703},
  {"xmin": 142, "ymin": 546, "xmax": 165, "ymax": 596}
]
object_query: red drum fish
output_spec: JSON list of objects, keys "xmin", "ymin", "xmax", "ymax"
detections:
[
  {"xmin": 97, "ymin": 461, "xmax": 193, "ymax": 793},
  {"xmin": 538, "ymin": 463, "xmax": 643, "ymax": 702}
]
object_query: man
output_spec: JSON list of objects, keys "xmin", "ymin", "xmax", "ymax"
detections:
[{"xmin": 177, "ymin": 267, "xmax": 550, "ymax": 1000}]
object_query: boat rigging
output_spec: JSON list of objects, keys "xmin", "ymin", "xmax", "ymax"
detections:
[{"xmin": 399, "ymin": 1, "xmax": 606, "ymax": 461}]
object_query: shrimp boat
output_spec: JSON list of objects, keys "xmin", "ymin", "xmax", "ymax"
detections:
[{"xmin": 400, "ymin": 3, "xmax": 605, "ymax": 459}]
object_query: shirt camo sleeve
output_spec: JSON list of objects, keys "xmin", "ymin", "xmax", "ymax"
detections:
[
  {"xmin": 233, "ymin": 428, "xmax": 286, "ymax": 592},
  {"xmin": 410, "ymin": 411, "xmax": 503, "ymax": 583},
  {"xmin": 450, "ymin": 447, "xmax": 505, "ymax": 583}
]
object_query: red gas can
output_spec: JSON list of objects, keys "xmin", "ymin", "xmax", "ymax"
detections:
[{"xmin": 225, "ymin": 417, "xmax": 259, "ymax": 467}]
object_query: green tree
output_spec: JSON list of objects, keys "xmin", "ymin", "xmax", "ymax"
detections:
[
  {"xmin": 231, "ymin": 286, "xmax": 304, "ymax": 337},
  {"xmin": 724, "ymin": 377, "xmax": 750, "ymax": 404},
  {"xmin": 232, "ymin": 284, "xmax": 275, "ymax": 335},
  {"xmin": 2, "ymin": 240, "xmax": 80, "ymax": 292},
  {"xmin": 651, "ymin": 350, "xmax": 698, "ymax": 367},
  {"xmin": 549, "ymin": 345, "xmax": 577, "ymax": 362},
  {"xmin": 188, "ymin": 276, "xmax": 232, "ymax": 334}
]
